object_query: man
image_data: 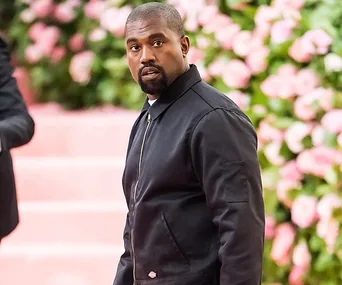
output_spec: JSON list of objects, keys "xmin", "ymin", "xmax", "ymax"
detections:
[
  {"xmin": 0, "ymin": 34, "xmax": 35, "ymax": 243},
  {"xmin": 114, "ymin": 2, "xmax": 265, "ymax": 285}
]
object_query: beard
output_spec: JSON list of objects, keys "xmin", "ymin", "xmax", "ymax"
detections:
[{"xmin": 138, "ymin": 63, "xmax": 168, "ymax": 95}]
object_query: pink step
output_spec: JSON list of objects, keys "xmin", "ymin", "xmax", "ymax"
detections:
[
  {"xmin": 13, "ymin": 157, "xmax": 126, "ymax": 201},
  {"xmin": 12, "ymin": 105, "xmax": 139, "ymax": 157},
  {"xmin": 2, "ymin": 201, "xmax": 127, "ymax": 245},
  {"xmin": 0, "ymin": 244, "xmax": 122, "ymax": 285}
]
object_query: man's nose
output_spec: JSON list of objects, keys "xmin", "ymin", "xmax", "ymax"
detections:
[{"xmin": 140, "ymin": 46, "xmax": 156, "ymax": 64}]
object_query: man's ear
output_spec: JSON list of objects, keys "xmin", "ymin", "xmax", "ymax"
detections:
[{"xmin": 180, "ymin": 35, "xmax": 190, "ymax": 58}]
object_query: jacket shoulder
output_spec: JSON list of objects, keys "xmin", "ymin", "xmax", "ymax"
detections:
[{"xmin": 191, "ymin": 81, "xmax": 240, "ymax": 111}]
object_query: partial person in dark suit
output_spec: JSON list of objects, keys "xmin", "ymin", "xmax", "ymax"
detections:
[{"xmin": 0, "ymin": 33, "xmax": 35, "ymax": 243}]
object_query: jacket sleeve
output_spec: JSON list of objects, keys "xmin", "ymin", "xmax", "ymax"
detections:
[
  {"xmin": 190, "ymin": 108, "xmax": 265, "ymax": 285},
  {"xmin": 113, "ymin": 213, "xmax": 133, "ymax": 285},
  {"xmin": 0, "ymin": 38, "xmax": 35, "ymax": 152}
]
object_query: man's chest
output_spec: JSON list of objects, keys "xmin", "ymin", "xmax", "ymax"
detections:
[{"xmin": 122, "ymin": 115, "xmax": 197, "ymax": 198}]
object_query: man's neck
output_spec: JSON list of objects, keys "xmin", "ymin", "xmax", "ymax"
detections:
[
  {"xmin": 147, "ymin": 94, "xmax": 159, "ymax": 101},
  {"xmin": 146, "ymin": 64, "xmax": 190, "ymax": 101}
]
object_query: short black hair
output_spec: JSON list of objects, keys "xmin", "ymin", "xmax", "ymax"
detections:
[{"xmin": 125, "ymin": 2, "xmax": 184, "ymax": 38}]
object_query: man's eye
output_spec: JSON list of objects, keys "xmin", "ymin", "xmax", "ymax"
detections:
[
  {"xmin": 130, "ymin": 45, "xmax": 140, "ymax": 51},
  {"xmin": 153, "ymin": 40, "xmax": 163, "ymax": 47}
]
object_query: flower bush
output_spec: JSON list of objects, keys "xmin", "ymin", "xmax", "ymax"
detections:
[{"xmin": 4, "ymin": 0, "xmax": 342, "ymax": 284}]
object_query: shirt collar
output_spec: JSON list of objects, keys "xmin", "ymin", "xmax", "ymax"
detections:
[{"xmin": 141, "ymin": 64, "xmax": 202, "ymax": 120}]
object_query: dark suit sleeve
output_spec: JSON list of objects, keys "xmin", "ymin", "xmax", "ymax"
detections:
[
  {"xmin": 190, "ymin": 108, "xmax": 265, "ymax": 285},
  {"xmin": 0, "ymin": 38, "xmax": 35, "ymax": 152},
  {"xmin": 113, "ymin": 213, "xmax": 133, "ymax": 285}
]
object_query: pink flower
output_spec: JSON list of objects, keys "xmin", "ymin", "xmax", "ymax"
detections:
[
  {"xmin": 311, "ymin": 125, "xmax": 326, "ymax": 146},
  {"xmin": 292, "ymin": 242, "xmax": 311, "ymax": 270},
  {"xmin": 204, "ymin": 14, "xmax": 232, "ymax": 33},
  {"xmin": 195, "ymin": 62, "xmax": 211, "ymax": 82},
  {"xmin": 100, "ymin": 6, "xmax": 132, "ymax": 37},
  {"xmin": 20, "ymin": 8, "xmax": 36, "ymax": 23},
  {"xmin": 265, "ymin": 216, "xmax": 276, "ymax": 240},
  {"xmin": 36, "ymin": 26, "xmax": 61, "ymax": 56},
  {"xmin": 31, "ymin": 0, "xmax": 54, "ymax": 18},
  {"xmin": 69, "ymin": 33, "xmax": 84, "ymax": 52},
  {"xmin": 264, "ymin": 141, "xmax": 285, "ymax": 166},
  {"xmin": 222, "ymin": 59, "xmax": 251, "ymax": 88},
  {"xmin": 253, "ymin": 24, "xmax": 270, "ymax": 41},
  {"xmin": 184, "ymin": 14, "xmax": 198, "ymax": 32},
  {"xmin": 25, "ymin": 44, "xmax": 43, "ymax": 63},
  {"xmin": 273, "ymin": 0, "xmax": 305, "ymax": 11},
  {"xmin": 291, "ymin": 195, "xmax": 317, "ymax": 228},
  {"xmin": 225, "ymin": 90, "xmax": 250, "ymax": 110},
  {"xmin": 207, "ymin": 58, "xmax": 227, "ymax": 77},
  {"xmin": 289, "ymin": 266, "xmax": 306, "ymax": 285},
  {"xmin": 69, "ymin": 51, "xmax": 95, "ymax": 84},
  {"xmin": 51, "ymin": 46, "xmax": 66, "ymax": 63},
  {"xmin": 196, "ymin": 36, "xmax": 210, "ymax": 49},
  {"xmin": 246, "ymin": 46, "xmax": 270, "ymax": 74},
  {"xmin": 84, "ymin": 0, "xmax": 105, "ymax": 20},
  {"xmin": 297, "ymin": 146, "xmax": 342, "ymax": 177},
  {"xmin": 261, "ymin": 72, "xmax": 297, "ymax": 99},
  {"xmin": 215, "ymin": 24, "xmax": 240, "ymax": 50},
  {"xmin": 89, "ymin": 28, "xmax": 107, "ymax": 42},
  {"xmin": 294, "ymin": 69, "xmax": 319, "ymax": 96},
  {"xmin": 232, "ymin": 31, "xmax": 253, "ymax": 57},
  {"xmin": 54, "ymin": 2, "xmax": 76, "ymax": 23},
  {"xmin": 67, "ymin": 0, "xmax": 81, "ymax": 7},
  {"xmin": 316, "ymin": 219, "xmax": 339, "ymax": 253},
  {"xmin": 316, "ymin": 88, "xmax": 333, "ymax": 111},
  {"xmin": 284, "ymin": 122, "xmax": 312, "ymax": 153},
  {"xmin": 257, "ymin": 119, "xmax": 284, "ymax": 143},
  {"xmin": 303, "ymin": 29, "xmax": 332, "ymax": 55},
  {"xmin": 295, "ymin": 88, "xmax": 333, "ymax": 115},
  {"xmin": 289, "ymin": 38, "xmax": 314, "ymax": 63},
  {"xmin": 197, "ymin": 5, "xmax": 219, "ymax": 27},
  {"xmin": 28, "ymin": 22, "xmax": 46, "ymax": 42},
  {"xmin": 187, "ymin": 47, "xmax": 204, "ymax": 64},
  {"xmin": 294, "ymin": 93, "xmax": 319, "ymax": 121},
  {"xmin": 277, "ymin": 64, "xmax": 297, "ymax": 77},
  {"xmin": 271, "ymin": 223, "xmax": 296, "ymax": 266},
  {"xmin": 261, "ymin": 75, "xmax": 281, "ymax": 98},
  {"xmin": 276, "ymin": 179, "xmax": 300, "ymax": 207},
  {"xmin": 271, "ymin": 19, "xmax": 296, "ymax": 44},
  {"xmin": 317, "ymin": 193, "xmax": 342, "ymax": 221},
  {"xmin": 280, "ymin": 160, "xmax": 303, "ymax": 181},
  {"xmin": 254, "ymin": 5, "xmax": 280, "ymax": 27},
  {"xmin": 321, "ymin": 109, "xmax": 342, "ymax": 134},
  {"xmin": 338, "ymin": 133, "xmax": 342, "ymax": 147}
]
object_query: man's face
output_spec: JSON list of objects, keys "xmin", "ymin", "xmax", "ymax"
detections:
[{"xmin": 125, "ymin": 17, "xmax": 189, "ymax": 96}]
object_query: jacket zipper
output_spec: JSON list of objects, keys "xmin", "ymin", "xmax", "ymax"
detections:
[{"xmin": 131, "ymin": 113, "xmax": 152, "ymax": 284}]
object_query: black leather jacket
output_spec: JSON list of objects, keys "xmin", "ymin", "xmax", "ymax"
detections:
[{"xmin": 114, "ymin": 65, "xmax": 265, "ymax": 285}]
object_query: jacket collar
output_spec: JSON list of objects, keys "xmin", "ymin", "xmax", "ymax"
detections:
[{"xmin": 141, "ymin": 64, "xmax": 202, "ymax": 120}]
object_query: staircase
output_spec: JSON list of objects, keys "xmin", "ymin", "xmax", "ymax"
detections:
[{"xmin": 0, "ymin": 104, "xmax": 139, "ymax": 285}]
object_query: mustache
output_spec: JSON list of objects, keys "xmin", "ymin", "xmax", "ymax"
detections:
[{"xmin": 138, "ymin": 62, "xmax": 164, "ymax": 77}]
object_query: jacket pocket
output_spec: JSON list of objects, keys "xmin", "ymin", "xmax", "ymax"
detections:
[{"xmin": 160, "ymin": 212, "xmax": 189, "ymax": 265}]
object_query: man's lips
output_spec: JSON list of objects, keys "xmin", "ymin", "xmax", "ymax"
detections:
[{"xmin": 141, "ymin": 66, "xmax": 161, "ymax": 76}]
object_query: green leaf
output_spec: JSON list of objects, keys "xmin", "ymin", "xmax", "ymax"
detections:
[
  {"xmin": 97, "ymin": 80, "xmax": 117, "ymax": 103},
  {"xmin": 261, "ymin": 167, "xmax": 281, "ymax": 190},
  {"xmin": 310, "ymin": 235, "xmax": 325, "ymax": 252},
  {"xmin": 308, "ymin": 5, "xmax": 339, "ymax": 38},
  {"xmin": 302, "ymin": 135, "xmax": 313, "ymax": 149},
  {"xmin": 315, "ymin": 252, "xmax": 334, "ymax": 272},
  {"xmin": 324, "ymin": 167, "xmax": 339, "ymax": 185},
  {"xmin": 213, "ymin": 78, "xmax": 230, "ymax": 93},
  {"xmin": 272, "ymin": 117, "xmax": 294, "ymax": 130},
  {"xmin": 316, "ymin": 184, "xmax": 334, "ymax": 196}
]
